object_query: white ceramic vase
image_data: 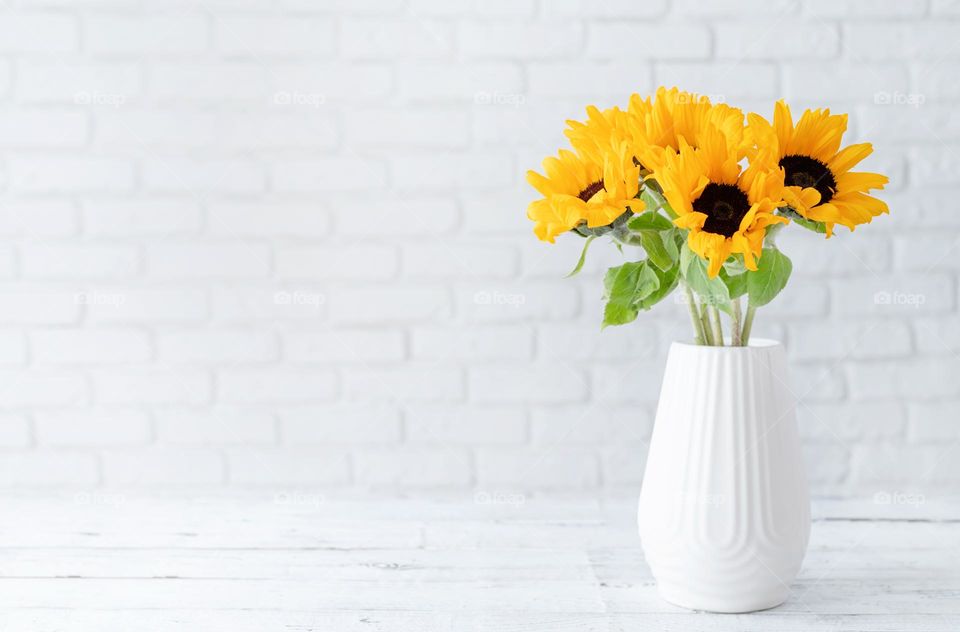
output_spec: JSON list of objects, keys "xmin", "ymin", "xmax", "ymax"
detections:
[{"xmin": 637, "ymin": 339, "xmax": 810, "ymax": 613}]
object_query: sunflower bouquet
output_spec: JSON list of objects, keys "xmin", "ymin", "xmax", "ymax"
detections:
[{"xmin": 526, "ymin": 87, "xmax": 889, "ymax": 346}]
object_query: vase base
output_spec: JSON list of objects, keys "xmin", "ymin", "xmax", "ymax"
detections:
[{"xmin": 656, "ymin": 582, "xmax": 789, "ymax": 614}]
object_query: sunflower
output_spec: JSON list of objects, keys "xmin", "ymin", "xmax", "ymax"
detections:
[
  {"xmin": 526, "ymin": 141, "xmax": 644, "ymax": 243},
  {"xmin": 747, "ymin": 100, "xmax": 888, "ymax": 237},
  {"xmin": 564, "ymin": 105, "xmax": 631, "ymax": 165},
  {"xmin": 654, "ymin": 125, "xmax": 788, "ymax": 277},
  {"xmin": 625, "ymin": 87, "xmax": 747, "ymax": 173}
]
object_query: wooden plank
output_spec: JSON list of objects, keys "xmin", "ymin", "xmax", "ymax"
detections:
[
  {"xmin": 463, "ymin": 613, "xmax": 960, "ymax": 631},
  {"xmin": 5, "ymin": 543, "xmax": 951, "ymax": 583},
  {"xmin": 423, "ymin": 522, "xmax": 634, "ymax": 549},
  {"xmin": 0, "ymin": 610, "xmax": 456, "ymax": 632},
  {"xmin": 0, "ymin": 578, "xmax": 608, "ymax": 612},
  {"xmin": 589, "ymin": 547, "xmax": 960, "ymax": 584},
  {"xmin": 0, "ymin": 548, "xmax": 595, "ymax": 581},
  {"xmin": 1, "ymin": 573, "xmax": 958, "ymax": 615},
  {"xmin": 598, "ymin": 580, "xmax": 960, "ymax": 615},
  {"xmin": 1, "ymin": 611, "xmax": 957, "ymax": 632},
  {"xmin": 0, "ymin": 493, "xmax": 956, "ymax": 631}
]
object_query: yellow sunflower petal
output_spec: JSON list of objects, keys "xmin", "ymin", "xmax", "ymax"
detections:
[
  {"xmin": 527, "ymin": 198, "xmax": 576, "ymax": 243},
  {"xmin": 732, "ymin": 232, "xmax": 757, "ymax": 270},
  {"xmin": 687, "ymin": 230, "xmax": 729, "ymax": 278},
  {"xmin": 706, "ymin": 242, "xmax": 730, "ymax": 278},
  {"xmin": 828, "ymin": 142, "xmax": 873, "ymax": 175},
  {"xmin": 773, "ymin": 100, "xmax": 794, "ymax": 150},
  {"xmin": 526, "ymin": 170, "xmax": 556, "ymax": 197},
  {"xmin": 802, "ymin": 112, "xmax": 848, "ymax": 162},
  {"xmin": 834, "ymin": 191, "xmax": 889, "ymax": 216},
  {"xmin": 802, "ymin": 202, "xmax": 851, "ymax": 228},
  {"xmin": 835, "ymin": 171, "xmax": 888, "ymax": 192},
  {"xmin": 673, "ymin": 211, "xmax": 707, "ymax": 229},
  {"xmin": 798, "ymin": 186, "xmax": 822, "ymax": 209}
]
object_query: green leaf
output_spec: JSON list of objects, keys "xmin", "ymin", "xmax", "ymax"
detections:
[
  {"xmin": 565, "ymin": 235, "xmax": 596, "ymax": 278},
  {"xmin": 662, "ymin": 227, "xmax": 680, "ymax": 261},
  {"xmin": 746, "ymin": 248, "xmax": 793, "ymax": 307},
  {"xmin": 680, "ymin": 243, "xmax": 730, "ymax": 311},
  {"xmin": 603, "ymin": 299, "xmax": 637, "ymax": 327},
  {"xmin": 639, "ymin": 187, "xmax": 666, "ymax": 215},
  {"xmin": 720, "ymin": 268, "xmax": 748, "ymax": 299},
  {"xmin": 722, "ymin": 256, "xmax": 746, "ymax": 276},
  {"xmin": 623, "ymin": 213, "xmax": 679, "ymax": 272},
  {"xmin": 679, "ymin": 241, "xmax": 696, "ymax": 273},
  {"xmin": 637, "ymin": 262, "xmax": 680, "ymax": 311},
  {"xmin": 627, "ymin": 210, "xmax": 673, "ymax": 231},
  {"xmin": 793, "ymin": 216, "xmax": 827, "ymax": 234},
  {"xmin": 602, "ymin": 261, "xmax": 660, "ymax": 328},
  {"xmin": 640, "ymin": 231, "xmax": 673, "ymax": 271}
]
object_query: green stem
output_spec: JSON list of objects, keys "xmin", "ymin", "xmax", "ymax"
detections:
[
  {"xmin": 708, "ymin": 305, "xmax": 724, "ymax": 347},
  {"xmin": 699, "ymin": 301, "xmax": 714, "ymax": 346},
  {"xmin": 682, "ymin": 284, "xmax": 706, "ymax": 345},
  {"xmin": 639, "ymin": 181, "xmax": 678, "ymax": 219},
  {"xmin": 730, "ymin": 298, "xmax": 743, "ymax": 347},
  {"xmin": 741, "ymin": 304, "xmax": 757, "ymax": 346}
]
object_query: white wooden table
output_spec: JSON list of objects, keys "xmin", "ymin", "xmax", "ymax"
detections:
[{"xmin": 0, "ymin": 493, "xmax": 957, "ymax": 631}]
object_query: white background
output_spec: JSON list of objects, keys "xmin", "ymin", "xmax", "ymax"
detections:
[{"xmin": 0, "ymin": 0, "xmax": 954, "ymax": 498}]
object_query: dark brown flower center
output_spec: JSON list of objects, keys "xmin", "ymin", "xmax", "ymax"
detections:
[
  {"xmin": 693, "ymin": 183, "xmax": 751, "ymax": 237},
  {"xmin": 779, "ymin": 154, "xmax": 836, "ymax": 204},
  {"xmin": 578, "ymin": 180, "xmax": 604, "ymax": 202}
]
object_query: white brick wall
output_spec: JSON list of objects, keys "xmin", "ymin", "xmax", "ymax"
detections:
[{"xmin": 0, "ymin": 0, "xmax": 954, "ymax": 497}]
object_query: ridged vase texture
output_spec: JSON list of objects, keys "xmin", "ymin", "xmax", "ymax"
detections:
[{"xmin": 637, "ymin": 339, "xmax": 810, "ymax": 613}]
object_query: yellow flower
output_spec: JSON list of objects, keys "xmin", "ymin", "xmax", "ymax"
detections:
[
  {"xmin": 526, "ymin": 142, "xmax": 643, "ymax": 243},
  {"xmin": 564, "ymin": 105, "xmax": 631, "ymax": 165},
  {"xmin": 625, "ymin": 87, "xmax": 747, "ymax": 173},
  {"xmin": 747, "ymin": 100, "xmax": 888, "ymax": 237},
  {"xmin": 655, "ymin": 125, "xmax": 788, "ymax": 277}
]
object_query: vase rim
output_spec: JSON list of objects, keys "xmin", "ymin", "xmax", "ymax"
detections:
[{"xmin": 672, "ymin": 337, "xmax": 782, "ymax": 350}]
